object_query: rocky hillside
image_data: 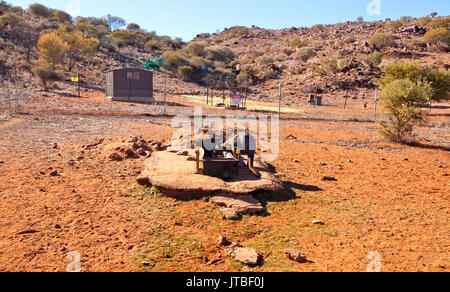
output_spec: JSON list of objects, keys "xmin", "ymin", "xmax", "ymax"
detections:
[{"xmin": 0, "ymin": 1, "xmax": 449, "ymax": 105}]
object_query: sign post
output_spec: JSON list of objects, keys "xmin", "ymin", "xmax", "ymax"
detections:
[
  {"xmin": 71, "ymin": 75, "xmax": 80, "ymax": 98},
  {"xmin": 278, "ymin": 83, "xmax": 282, "ymax": 119},
  {"xmin": 374, "ymin": 88, "xmax": 379, "ymax": 122}
]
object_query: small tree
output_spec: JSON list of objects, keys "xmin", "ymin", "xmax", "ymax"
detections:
[
  {"xmin": 378, "ymin": 79, "xmax": 432, "ymax": 143},
  {"xmin": 126, "ymin": 23, "xmax": 140, "ymax": 32},
  {"xmin": 105, "ymin": 14, "xmax": 126, "ymax": 32},
  {"xmin": 178, "ymin": 65, "xmax": 195, "ymax": 81},
  {"xmin": 357, "ymin": 16, "xmax": 364, "ymax": 23},
  {"xmin": 290, "ymin": 37, "xmax": 309, "ymax": 48},
  {"xmin": 32, "ymin": 66, "xmax": 61, "ymax": 91},
  {"xmin": 59, "ymin": 28, "xmax": 99, "ymax": 71},
  {"xmin": 38, "ymin": 31, "xmax": 69, "ymax": 70}
]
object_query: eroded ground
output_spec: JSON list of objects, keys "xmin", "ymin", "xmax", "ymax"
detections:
[{"xmin": 0, "ymin": 91, "xmax": 448, "ymax": 272}]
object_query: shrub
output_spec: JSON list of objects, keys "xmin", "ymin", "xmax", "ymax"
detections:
[
  {"xmin": 100, "ymin": 35, "xmax": 118, "ymax": 52},
  {"xmin": 427, "ymin": 18, "xmax": 450, "ymax": 29},
  {"xmin": 53, "ymin": 9, "xmax": 72, "ymax": 24},
  {"xmin": 237, "ymin": 67, "xmax": 258, "ymax": 84},
  {"xmin": 37, "ymin": 31, "xmax": 69, "ymax": 70},
  {"xmin": 315, "ymin": 56, "xmax": 338, "ymax": 76},
  {"xmin": 145, "ymin": 39, "xmax": 160, "ymax": 51},
  {"xmin": 415, "ymin": 16, "xmax": 431, "ymax": 26},
  {"xmin": 184, "ymin": 41, "xmax": 207, "ymax": 57},
  {"xmin": 164, "ymin": 51, "xmax": 189, "ymax": 71},
  {"xmin": 424, "ymin": 27, "xmax": 450, "ymax": 46},
  {"xmin": 400, "ymin": 16, "xmax": 413, "ymax": 24},
  {"xmin": 189, "ymin": 56, "xmax": 212, "ymax": 68},
  {"xmin": 388, "ymin": 21, "xmax": 403, "ymax": 30},
  {"xmin": 378, "ymin": 61, "xmax": 450, "ymax": 101},
  {"xmin": 236, "ymin": 27, "xmax": 249, "ymax": 37},
  {"xmin": 290, "ymin": 37, "xmax": 309, "ymax": 48},
  {"xmin": 282, "ymin": 47, "xmax": 294, "ymax": 56},
  {"xmin": 28, "ymin": 3, "xmax": 51, "ymax": 18},
  {"xmin": 310, "ymin": 24, "xmax": 325, "ymax": 33},
  {"xmin": 32, "ymin": 66, "xmax": 61, "ymax": 91},
  {"xmin": 369, "ymin": 31, "xmax": 396, "ymax": 49},
  {"xmin": 357, "ymin": 16, "xmax": 364, "ymax": 23},
  {"xmin": 178, "ymin": 65, "xmax": 195, "ymax": 81},
  {"xmin": 205, "ymin": 46, "xmax": 235, "ymax": 63},
  {"xmin": 296, "ymin": 47, "xmax": 316, "ymax": 62},
  {"xmin": 379, "ymin": 79, "xmax": 432, "ymax": 143},
  {"xmin": 256, "ymin": 55, "xmax": 274, "ymax": 65},
  {"xmin": 263, "ymin": 70, "xmax": 277, "ymax": 80},
  {"xmin": 366, "ymin": 52, "xmax": 382, "ymax": 66}
]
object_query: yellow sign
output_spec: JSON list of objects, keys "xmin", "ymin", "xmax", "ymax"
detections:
[{"xmin": 71, "ymin": 77, "xmax": 79, "ymax": 82}]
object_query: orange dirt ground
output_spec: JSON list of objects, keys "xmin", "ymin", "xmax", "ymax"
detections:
[{"xmin": 0, "ymin": 90, "xmax": 448, "ymax": 272}]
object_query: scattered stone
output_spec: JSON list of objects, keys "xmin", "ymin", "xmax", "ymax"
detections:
[
  {"xmin": 167, "ymin": 147, "xmax": 180, "ymax": 153},
  {"xmin": 136, "ymin": 177, "xmax": 150, "ymax": 186},
  {"xmin": 132, "ymin": 143, "xmax": 140, "ymax": 150},
  {"xmin": 312, "ymin": 220, "xmax": 325, "ymax": 225},
  {"xmin": 61, "ymin": 247, "xmax": 67, "ymax": 252},
  {"xmin": 49, "ymin": 170, "xmax": 58, "ymax": 177},
  {"xmin": 0, "ymin": 161, "xmax": 4, "ymax": 164},
  {"xmin": 293, "ymin": 159, "xmax": 299, "ymax": 163},
  {"xmin": 285, "ymin": 250, "xmax": 307, "ymax": 263},
  {"xmin": 17, "ymin": 230, "xmax": 39, "ymax": 235},
  {"xmin": 109, "ymin": 153, "xmax": 123, "ymax": 162},
  {"xmin": 187, "ymin": 156, "xmax": 197, "ymax": 161},
  {"xmin": 230, "ymin": 241, "xmax": 242, "ymax": 248},
  {"xmin": 320, "ymin": 163, "xmax": 328, "ymax": 166},
  {"xmin": 55, "ymin": 224, "xmax": 62, "ymax": 229},
  {"xmin": 76, "ymin": 155, "xmax": 84, "ymax": 161},
  {"xmin": 176, "ymin": 150, "xmax": 189, "ymax": 156},
  {"xmin": 212, "ymin": 194, "xmax": 265, "ymax": 220},
  {"xmin": 228, "ymin": 248, "xmax": 262, "ymax": 266},
  {"xmin": 322, "ymin": 176, "xmax": 337, "ymax": 181},
  {"xmin": 137, "ymin": 148, "xmax": 147, "ymax": 156},
  {"xmin": 52, "ymin": 143, "xmax": 58, "ymax": 149},
  {"xmin": 141, "ymin": 261, "xmax": 152, "ymax": 267},
  {"xmin": 219, "ymin": 235, "xmax": 231, "ymax": 246}
]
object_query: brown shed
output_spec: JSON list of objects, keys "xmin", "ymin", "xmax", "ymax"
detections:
[{"xmin": 105, "ymin": 68, "xmax": 154, "ymax": 103}]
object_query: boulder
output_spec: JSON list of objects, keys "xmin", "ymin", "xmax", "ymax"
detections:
[
  {"xmin": 228, "ymin": 248, "xmax": 262, "ymax": 266},
  {"xmin": 285, "ymin": 250, "xmax": 307, "ymax": 263}
]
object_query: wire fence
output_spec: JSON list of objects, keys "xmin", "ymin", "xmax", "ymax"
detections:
[{"xmin": 0, "ymin": 72, "xmax": 33, "ymax": 117}]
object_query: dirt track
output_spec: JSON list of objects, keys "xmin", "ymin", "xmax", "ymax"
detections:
[{"xmin": 0, "ymin": 91, "xmax": 448, "ymax": 271}]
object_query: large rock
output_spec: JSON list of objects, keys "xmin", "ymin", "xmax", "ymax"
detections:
[
  {"xmin": 137, "ymin": 151, "xmax": 283, "ymax": 198},
  {"xmin": 228, "ymin": 248, "xmax": 262, "ymax": 266}
]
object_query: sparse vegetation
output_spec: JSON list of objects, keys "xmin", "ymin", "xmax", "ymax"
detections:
[
  {"xmin": 290, "ymin": 37, "xmax": 309, "ymax": 48},
  {"xmin": 424, "ymin": 27, "xmax": 450, "ymax": 47}
]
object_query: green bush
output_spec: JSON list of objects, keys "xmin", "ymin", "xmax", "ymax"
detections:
[
  {"xmin": 388, "ymin": 21, "xmax": 403, "ymax": 30},
  {"xmin": 189, "ymin": 56, "xmax": 212, "ymax": 68},
  {"xmin": 366, "ymin": 52, "xmax": 383, "ymax": 66},
  {"xmin": 100, "ymin": 35, "xmax": 118, "ymax": 52},
  {"xmin": 178, "ymin": 65, "xmax": 195, "ymax": 81},
  {"xmin": 32, "ymin": 66, "xmax": 61, "ymax": 91},
  {"xmin": 282, "ymin": 47, "xmax": 294, "ymax": 56},
  {"xmin": 369, "ymin": 31, "xmax": 396, "ymax": 49},
  {"xmin": 296, "ymin": 47, "xmax": 316, "ymax": 62},
  {"xmin": 379, "ymin": 79, "xmax": 432, "ymax": 143},
  {"xmin": 164, "ymin": 51, "xmax": 189, "ymax": 71},
  {"xmin": 424, "ymin": 27, "xmax": 450, "ymax": 46},
  {"xmin": 377, "ymin": 61, "xmax": 450, "ymax": 101},
  {"xmin": 205, "ymin": 46, "xmax": 235, "ymax": 63},
  {"xmin": 28, "ymin": 3, "xmax": 51, "ymax": 18},
  {"xmin": 126, "ymin": 23, "xmax": 140, "ymax": 32}
]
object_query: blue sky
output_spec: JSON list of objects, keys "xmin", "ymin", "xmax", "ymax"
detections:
[{"xmin": 11, "ymin": 0, "xmax": 450, "ymax": 41}]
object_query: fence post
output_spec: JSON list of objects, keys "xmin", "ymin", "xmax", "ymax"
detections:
[
  {"xmin": 163, "ymin": 74, "xmax": 167, "ymax": 116},
  {"xmin": 278, "ymin": 83, "xmax": 282, "ymax": 119}
]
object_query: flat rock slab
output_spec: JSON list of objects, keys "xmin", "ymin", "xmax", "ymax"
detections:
[
  {"xmin": 137, "ymin": 151, "xmax": 283, "ymax": 198},
  {"xmin": 212, "ymin": 194, "xmax": 265, "ymax": 220},
  {"xmin": 228, "ymin": 248, "xmax": 262, "ymax": 266}
]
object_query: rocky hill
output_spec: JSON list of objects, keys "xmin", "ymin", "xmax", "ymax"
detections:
[{"xmin": 0, "ymin": 1, "xmax": 449, "ymax": 105}]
